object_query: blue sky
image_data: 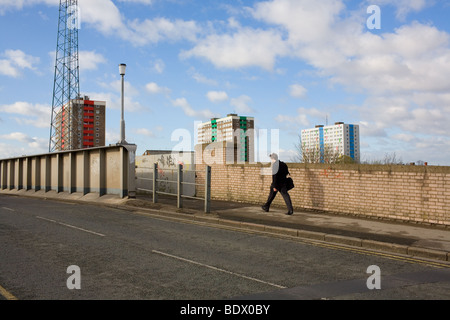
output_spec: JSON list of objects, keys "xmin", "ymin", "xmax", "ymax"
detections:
[{"xmin": 1, "ymin": 0, "xmax": 450, "ymax": 165}]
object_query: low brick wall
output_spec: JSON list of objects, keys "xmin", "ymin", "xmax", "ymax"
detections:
[{"xmin": 196, "ymin": 163, "xmax": 450, "ymax": 226}]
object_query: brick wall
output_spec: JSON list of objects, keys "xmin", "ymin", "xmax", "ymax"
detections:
[{"xmin": 196, "ymin": 160, "xmax": 450, "ymax": 226}]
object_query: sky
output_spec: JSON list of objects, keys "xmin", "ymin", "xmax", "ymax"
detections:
[{"xmin": 0, "ymin": 0, "xmax": 450, "ymax": 165}]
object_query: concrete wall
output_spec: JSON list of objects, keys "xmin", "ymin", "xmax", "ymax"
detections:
[
  {"xmin": 0, "ymin": 145, "xmax": 136, "ymax": 198},
  {"xmin": 135, "ymin": 151, "xmax": 196, "ymax": 196},
  {"xmin": 195, "ymin": 162, "xmax": 450, "ymax": 226}
]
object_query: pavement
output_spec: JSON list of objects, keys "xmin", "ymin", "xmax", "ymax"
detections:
[{"xmin": 1, "ymin": 188, "xmax": 449, "ymax": 265}]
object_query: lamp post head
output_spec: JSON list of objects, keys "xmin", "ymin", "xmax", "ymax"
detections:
[{"xmin": 119, "ymin": 63, "xmax": 127, "ymax": 76}]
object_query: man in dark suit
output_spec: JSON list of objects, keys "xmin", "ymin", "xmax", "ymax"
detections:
[{"xmin": 262, "ymin": 153, "xmax": 294, "ymax": 215}]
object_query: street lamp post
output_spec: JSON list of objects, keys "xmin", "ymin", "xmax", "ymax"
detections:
[
  {"xmin": 116, "ymin": 63, "xmax": 137, "ymax": 199},
  {"xmin": 119, "ymin": 63, "xmax": 127, "ymax": 144}
]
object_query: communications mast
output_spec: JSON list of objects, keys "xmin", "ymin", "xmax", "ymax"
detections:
[{"xmin": 49, "ymin": 0, "xmax": 80, "ymax": 152}]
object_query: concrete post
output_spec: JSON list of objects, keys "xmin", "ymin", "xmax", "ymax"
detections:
[
  {"xmin": 57, "ymin": 153, "xmax": 63, "ymax": 193},
  {"xmin": 153, "ymin": 162, "xmax": 158, "ymax": 203},
  {"xmin": 15, "ymin": 159, "xmax": 23, "ymax": 190},
  {"xmin": 26, "ymin": 157, "xmax": 32, "ymax": 190},
  {"xmin": 124, "ymin": 144, "xmax": 137, "ymax": 198},
  {"xmin": 204, "ymin": 165, "xmax": 211, "ymax": 213},
  {"xmin": 1, "ymin": 161, "xmax": 6, "ymax": 190},
  {"xmin": 34, "ymin": 157, "xmax": 41, "ymax": 191},
  {"xmin": 8, "ymin": 160, "xmax": 14, "ymax": 190},
  {"xmin": 177, "ymin": 163, "xmax": 183, "ymax": 209},
  {"xmin": 120, "ymin": 147, "xmax": 127, "ymax": 198},
  {"xmin": 82, "ymin": 151, "xmax": 89, "ymax": 195},
  {"xmin": 119, "ymin": 144, "xmax": 137, "ymax": 198},
  {"xmin": 69, "ymin": 152, "xmax": 76, "ymax": 194},
  {"xmin": 0, "ymin": 161, "xmax": 2, "ymax": 189},
  {"xmin": 44, "ymin": 155, "xmax": 51, "ymax": 192},
  {"xmin": 99, "ymin": 148, "xmax": 106, "ymax": 196}
]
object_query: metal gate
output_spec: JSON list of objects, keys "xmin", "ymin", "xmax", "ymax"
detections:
[{"xmin": 136, "ymin": 163, "xmax": 211, "ymax": 213}]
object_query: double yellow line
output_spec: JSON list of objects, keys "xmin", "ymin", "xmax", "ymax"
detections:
[{"xmin": 0, "ymin": 284, "xmax": 18, "ymax": 300}]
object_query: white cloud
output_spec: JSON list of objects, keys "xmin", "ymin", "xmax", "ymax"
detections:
[
  {"xmin": 151, "ymin": 59, "xmax": 165, "ymax": 74},
  {"xmin": 171, "ymin": 98, "xmax": 216, "ymax": 119},
  {"xmin": 327, "ymin": 23, "xmax": 450, "ymax": 96},
  {"xmin": 78, "ymin": 0, "xmax": 125, "ymax": 35},
  {"xmin": 275, "ymin": 107, "xmax": 326, "ymax": 127},
  {"xmin": 188, "ymin": 68, "xmax": 218, "ymax": 86},
  {"xmin": 79, "ymin": 51, "xmax": 107, "ymax": 71},
  {"xmin": 246, "ymin": 0, "xmax": 450, "ymax": 96},
  {"xmin": 275, "ymin": 114, "xmax": 308, "ymax": 127},
  {"xmin": 135, "ymin": 126, "xmax": 162, "ymax": 138},
  {"xmin": 85, "ymin": 90, "xmax": 145, "ymax": 113},
  {"xmin": 135, "ymin": 128, "xmax": 156, "ymax": 137},
  {"xmin": 206, "ymin": 91, "xmax": 228, "ymax": 103},
  {"xmin": 105, "ymin": 128, "xmax": 118, "ymax": 143},
  {"xmin": 244, "ymin": 0, "xmax": 450, "ymax": 145},
  {"xmin": 0, "ymin": 59, "xmax": 19, "ymax": 77},
  {"xmin": 0, "ymin": 0, "xmax": 58, "ymax": 14},
  {"xmin": 0, "ymin": 101, "xmax": 51, "ymax": 128},
  {"xmin": 4, "ymin": 49, "xmax": 39, "ymax": 69},
  {"xmin": 0, "ymin": 49, "xmax": 40, "ymax": 77},
  {"xmin": 278, "ymin": 148, "xmax": 298, "ymax": 162},
  {"xmin": 251, "ymin": 0, "xmax": 345, "ymax": 44},
  {"xmin": 23, "ymin": 0, "xmax": 200, "ymax": 46},
  {"xmin": 358, "ymin": 121, "xmax": 387, "ymax": 138},
  {"xmin": 372, "ymin": 0, "xmax": 429, "ymax": 20},
  {"xmin": 230, "ymin": 95, "xmax": 254, "ymax": 114},
  {"xmin": 0, "ymin": 0, "xmax": 198, "ymax": 47},
  {"xmin": 107, "ymin": 79, "xmax": 139, "ymax": 96},
  {"xmin": 0, "ymin": 132, "xmax": 34, "ymax": 143},
  {"xmin": 145, "ymin": 82, "xmax": 170, "ymax": 95},
  {"xmin": 289, "ymin": 84, "xmax": 307, "ymax": 98},
  {"xmin": 117, "ymin": 0, "xmax": 153, "ymax": 4},
  {"xmin": 126, "ymin": 17, "xmax": 201, "ymax": 46},
  {"xmin": 93, "ymin": 79, "xmax": 146, "ymax": 112},
  {"xmin": 361, "ymin": 94, "xmax": 450, "ymax": 138},
  {"xmin": 181, "ymin": 26, "xmax": 288, "ymax": 70},
  {"xmin": 0, "ymin": 132, "xmax": 48, "ymax": 157},
  {"xmin": 392, "ymin": 133, "xmax": 415, "ymax": 142}
]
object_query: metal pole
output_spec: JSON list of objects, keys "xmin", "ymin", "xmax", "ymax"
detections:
[
  {"xmin": 177, "ymin": 164, "xmax": 183, "ymax": 209},
  {"xmin": 118, "ymin": 63, "xmax": 126, "ymax": 145},
  {"xmin": 120, "ymin": 73, "xmax": 125, "ymax": 143},
  {"xmin": 204, "ymin": 165, "xmax": 211, "ymax": 213},
  {"xmin": 153, "ymin": 163, "xmax": 158, "ymax": 203}
]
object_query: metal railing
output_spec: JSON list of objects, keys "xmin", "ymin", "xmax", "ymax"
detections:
[{"xmin": 136, "ymin": 164, "xmax": 211, "ymax": 213}]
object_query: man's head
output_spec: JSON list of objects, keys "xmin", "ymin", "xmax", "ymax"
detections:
[{"xmin": 269, "ymin": 153, "xmax": 278, "ymax": 163}]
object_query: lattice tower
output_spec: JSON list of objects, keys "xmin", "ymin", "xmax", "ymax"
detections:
[{"xmin": 49, "ymin": 0, "xmax": 80, "ymax": 152}]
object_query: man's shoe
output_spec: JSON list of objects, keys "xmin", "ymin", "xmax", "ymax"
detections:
[
  {"xmin": 285, "ymin": 211, "xmax": 293, "ymax": 215},
  {"xmin": 261, "ymin": 206, "xmax": 269, "ymax": 212}
]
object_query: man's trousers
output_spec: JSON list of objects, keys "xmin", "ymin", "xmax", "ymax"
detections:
[{"xmin": 263, "ymin": 185, "xmax": 293, "ymax": 212}]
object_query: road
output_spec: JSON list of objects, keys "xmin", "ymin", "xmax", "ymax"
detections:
[{"xmin": 1, "ymin": 194, "xmax": 449, "ymax": 303}]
